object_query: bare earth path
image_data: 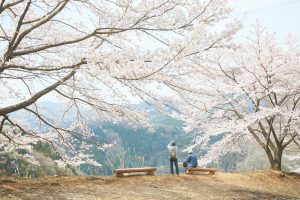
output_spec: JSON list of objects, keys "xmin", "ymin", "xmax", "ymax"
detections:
[{"xmin": 0, "ymin": 170, "xmax": 299, "ymax": 200}]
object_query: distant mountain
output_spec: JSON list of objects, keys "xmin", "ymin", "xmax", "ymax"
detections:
[{"xmin": 11, "ymin": 101, "xmax": 297, "ymax": 176}]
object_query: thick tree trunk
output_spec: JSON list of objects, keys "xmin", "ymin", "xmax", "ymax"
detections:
[
  {"xmin": 265, "ymin": 148, "xmax": 283, "ymax": 171},
  {"xmin": 271, "ymin": 161, "xmax": 281, "ymax": 171}
]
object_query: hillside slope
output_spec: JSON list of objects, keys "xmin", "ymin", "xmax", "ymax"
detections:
[{"xmin": 0, "ymin": 170, "xmax": 299, "ymax": 199}]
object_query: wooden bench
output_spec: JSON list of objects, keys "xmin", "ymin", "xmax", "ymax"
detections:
[
  {"xmin": 113, "ymin": 167, "xmax": 156, "ymax": 177},
  {"xmin": 186, "ymin": 167, "xmax": 216, "ymax": 175}
]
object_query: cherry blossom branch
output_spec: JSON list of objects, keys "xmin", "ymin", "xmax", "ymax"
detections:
[{"xmin": 0, "ymin": 60, "xmax": 85, "ymax": 116}]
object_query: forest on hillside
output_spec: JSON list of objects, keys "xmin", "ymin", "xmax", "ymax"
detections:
[{"xmin": 1, "ymin": 102, "xmax": 298, "ymax": 177}]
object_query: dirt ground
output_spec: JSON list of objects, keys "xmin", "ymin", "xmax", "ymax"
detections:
[{"xmin": 0, "ymin": 170, "xmax": 299, "ymax": 200}]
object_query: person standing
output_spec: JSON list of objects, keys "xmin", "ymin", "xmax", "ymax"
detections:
[{"xmin": 167, "ymin": 141, "xmax": 179, "ymax": 175}]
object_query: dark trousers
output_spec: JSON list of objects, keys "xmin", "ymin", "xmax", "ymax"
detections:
[{"xmin": 169, "ymin": 158, "xmax": 179, "ymax": 175}]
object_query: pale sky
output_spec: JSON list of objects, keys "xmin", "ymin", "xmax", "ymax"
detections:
[{"xmin": 229, "ymin": 0, "xmax": 300, "ymax": 41}]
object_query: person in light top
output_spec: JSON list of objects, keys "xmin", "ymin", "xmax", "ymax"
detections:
[{"xmin": 167, "ymin": 141, "xmax": 179, "ymax": 175}]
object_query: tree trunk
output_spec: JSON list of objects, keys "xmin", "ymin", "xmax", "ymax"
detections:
[{"xmin": 265, "ymin": 148, "xmax": 283, "ymax": 171}]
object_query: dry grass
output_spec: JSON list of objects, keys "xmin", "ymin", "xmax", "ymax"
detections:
[{"xmin": 0, "ymin": 170, "xmax": 299, "ymax": 199}]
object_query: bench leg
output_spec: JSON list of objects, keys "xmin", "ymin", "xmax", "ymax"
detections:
[
  {"xmin": 116, "ymin": 172, "xmax": 124, "ymax": 177},
  {"xmin": 146, "ymin": 171, "xmax": 154, "ymax": 176},
  {"xmin": 209, "ymin": 171, "xmax": 215, "ymax": 175}
]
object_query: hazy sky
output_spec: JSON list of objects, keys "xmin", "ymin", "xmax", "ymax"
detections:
[{"xmin": 229, "ymin": 0, "xmax": 300, "ymax": 41}]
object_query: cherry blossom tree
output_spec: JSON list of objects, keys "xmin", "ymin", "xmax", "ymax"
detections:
[
  {"xmin": 0, "ymin": 0, "xmax": 239, "ymax": 166},
  {"xmin": 181, "ymin": 23, "xmax": 300, "ymax": 171}
]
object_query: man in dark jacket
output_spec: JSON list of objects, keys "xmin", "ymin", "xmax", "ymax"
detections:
[{"xmin": 183, "ymin": 149, "xmax": 198, "ymax": 168}]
